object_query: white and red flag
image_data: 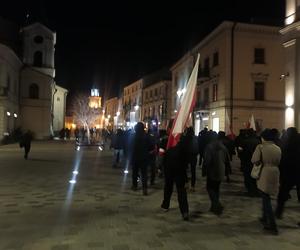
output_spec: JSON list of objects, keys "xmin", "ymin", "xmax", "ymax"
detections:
[
  {"xmin": 167, "ymin": 54, "xmax": 200, "ymax": 149},
  {"xmin": 225, "ymin": 110, "xmax": 235, "ymax": 140}
]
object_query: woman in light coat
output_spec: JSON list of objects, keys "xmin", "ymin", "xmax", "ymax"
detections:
[{"xmin": 251, "ymin": 129, "xmax": 281, "ymax": 235}]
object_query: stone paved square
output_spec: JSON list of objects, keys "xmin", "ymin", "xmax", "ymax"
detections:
[{"xmin": 0, "ymin": 141, "xmax": 300, "ymax": 250}]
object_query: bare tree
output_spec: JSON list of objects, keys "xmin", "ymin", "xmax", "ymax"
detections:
[{"xmin": 72, "ymin": 94, "xmax": 99, "ymax": 144}]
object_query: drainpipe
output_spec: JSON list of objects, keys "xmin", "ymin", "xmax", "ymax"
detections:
[{"xmin": 230, "ymin": 22, "xmax": 237, "ymax": 131}]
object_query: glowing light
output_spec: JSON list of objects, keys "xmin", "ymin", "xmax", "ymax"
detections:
[
  {"xmin": 69, "ymin": 180, "xmax": 76, "ymax": 184},
  {"xmin": 212, "ymin": 111, "xmax": 216, "ymax": 116},
  {"xmin": 174, "ymin": 110, "xmax": 177, "ymax": 113},
  {"xmin": 285, "ymin": 14, "xmax": 295, "ymax": 25},
  {"xmin": 108, "ymin": 115, "xmax": 111, "ymax": 119},
  {"xmin": 176, "ymin": 90, "xmax": 181, "ymax": 97},
  {"xmin": 286, "ymin": 94, "xmax": 294, "ymax": 107},
  {"xmin": 98, "ymin": 146, "xmax": 103, "ymax": 151},
  {"xmin": 124, "ymin": 170, "xmax": 129, "ymax": 174},
  {"xmin": 13, "ymin": 113, "xmax": 17, "ymax": 118},
  {"xmin": 116, "ymin": 111, "xmax": 120, "ymax": 116},
  {"xmin": 71, "ymin": 123, "xmax": 76, "ymax": 129},
  {"xmin": 6, "ymin": 111, "xmax": 11, "ymax": 116},
  {"xmin": 158, "ymin": 122, "xmax": 161, "ymax": 125},
  {"xmin": 134, "ymin": 105, "xmax": 139, "ymax": 111},
  {"xmin": 203, "ymin": 117, "xmax": 209, "ymax": 121},
  {"xmin": 76, "ymin": 146, "xmax": 80, "ymax": 151},
  {"xmin": 285, "ymin": 107, "xmax": 294, "ymax": 128},
  {"xmin": 152, "ymin": 121, "xmax": 156, "ymax": 125},
  {"xmin": 72, "ymin": 170, "xmax": 79, "ymax": 175}
]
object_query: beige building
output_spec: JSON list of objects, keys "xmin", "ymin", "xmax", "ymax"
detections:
[
  {"xmin": 142, "ymin": 80, "xmax": 171, "ymax": 129},
  {"xmin": 104, "ymin": 97, "xmax": 122, "ymax": 128},
  {"xmin": 123, "ymin": 79, "xmax": 143, "ymax": 125},
  {"xmin": 0, "ymin": 18, "xmax": 68, "ymax": 140},
  {"xmin": 171, "ymin": 21, "xmax": 285, "ymax": 135}
]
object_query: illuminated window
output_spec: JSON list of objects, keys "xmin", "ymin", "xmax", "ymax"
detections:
[
  {"xmin": 254, "ymin": 48, "xmax": 265, "ymax": 64},
  {"xmin": 254, "ymin": 81, "xmax": 265, "ymax": 100},
  {"xmin": 213, "ymin": 84, "xmax": 218, "ymax": 102},
  {"xmin": 29, "ymin": 83, "xmax": 39, "ymax": 99},
  {"xmin": 213, "ymin": 52, "xmax": 219, "ymax": 67}
]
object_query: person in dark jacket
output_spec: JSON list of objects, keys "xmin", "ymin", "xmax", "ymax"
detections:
[
  {"xmin": 161, "ymin": 134, "xmax": 190, "ymax": 220},
  {"xmin": 276, "ymin": 127, "xmax": 300, "ymax": 219},
  {"xmin": 218, "ymin": 131, "xmax": 234, "ymax": 182},
  {"xmin": 185, "ymin": 127, "xmax": 198, "ymax": 192},
  {"xmin": 198, "ymin": 128, "xmax": 209, "ymax": 166},
  {"xmin": 239, "ymin": 129, "xmax": 261, "ymax": 196},
  {"xmin": 203, "ymin": 132, "xmax": 230, "ymax": 215},
  {"xmin": 130, "ymin": 122, "xmax": 154, "ymax": 195},
  {"xmin": 111, "ymin": 129, "xmax": 125, "ymax": 168},
  {"xmin": 20, "ymin": 130, "xmax": 33, "ymax": 159}
]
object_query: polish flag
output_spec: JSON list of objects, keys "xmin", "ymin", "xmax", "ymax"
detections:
[
  {"xmin": 249, "ymin": 114, "xmax": 256, "ymax": 131},
  {"xmin": 167, "ymin": 54, "xmax": 200, "ymax": 149}
]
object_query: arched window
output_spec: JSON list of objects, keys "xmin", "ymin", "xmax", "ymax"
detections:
[
  {"xmin": 33, "ymin": 51, "xmax": 43, "ymax": 67},
  {"xmin": 29, "ymin": 83, "xmax": 39, "ymax": 99}
]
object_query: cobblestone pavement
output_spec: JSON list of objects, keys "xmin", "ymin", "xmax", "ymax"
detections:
[{"xmin": 0, "ymin": 141, "xmax": 300, "ymax": 250}]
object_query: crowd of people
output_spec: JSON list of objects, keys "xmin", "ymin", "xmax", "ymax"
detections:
[{"xmin": 109, "ymin": 123, "xmax": 300, "ymax": 235}]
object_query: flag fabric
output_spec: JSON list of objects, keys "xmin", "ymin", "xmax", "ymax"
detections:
[
  {"xmin": 225, "ymin": 110, "xmax": 235, "ymax": 139},
  {"xmin": 167, "ymin": 54, "xmax": 200, "ymax": 149},
  {"xmin": 249, "ymin": 114, "xmax": 256, "ymax": 131}
]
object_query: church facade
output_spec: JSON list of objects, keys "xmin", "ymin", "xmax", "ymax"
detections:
[{"xmin": 0, "ymin": 18, "xmax": 68, "ymax": 140}]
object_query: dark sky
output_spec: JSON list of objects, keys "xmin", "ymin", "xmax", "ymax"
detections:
[{"xmin": 1, "ymin": 0, "xmax": 285, "ymax": 99}]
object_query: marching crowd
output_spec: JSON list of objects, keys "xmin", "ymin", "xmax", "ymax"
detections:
[{"xmin": 110, "ymin": 123, "xmax": 300, "ymax": 235}]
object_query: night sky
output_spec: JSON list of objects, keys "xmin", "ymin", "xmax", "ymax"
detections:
[{"xmin": 1, "ymin": 0, "xmax": 285, "ymax": 100}]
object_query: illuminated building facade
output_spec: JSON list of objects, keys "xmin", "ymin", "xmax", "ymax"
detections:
[
  {"xmin": 171, "ymin": 21, "xmax": 285, "ymax": 135},
  {"xmin": 280, "ymin": 0, "xmax": 300, "ymax": 129},
  {"xmin": 0, "ymin": 18, "xmax": 68, "ymax": 140}
]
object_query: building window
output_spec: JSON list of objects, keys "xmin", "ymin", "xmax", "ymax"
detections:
[
  {"xmin": 33, "ymin": 51, "xmax": 43, "ymax": 67},
  {"xmin": 213, "ymin": 84, "xmax": 218, "ymax": 102},
  {"xmin": 146, "ymin": 92, "xmax": 148, "ymax": 100},
  {"xmin": 254, "ymin": 81, "xmax": 265, "ymax": 100},
  {"xmin": 154, "ymin": 88, "xmax": 158, "ymax": 97},
  {"xmin": 57, "ymin": 97, "xmax": 60, "ymax": 101},
  {"xmin": 204, "ymin": 87, "xmax": 209, "ymax": 104},
  {"xmin": 213, "ymin": 52, "xmax": 219, "ymax": 67},
  {"xmin": 254, "ymin": 48, "xmax": 265, "ymax": 64},
  {"xmin": 150, "ymin": 90, "xmax": 153, "ymax": 98},
  {"xmin": 29, "ymin": 83, "xmax": 39, "ymax": 99},
  {"xmin": 204, "ymin": 57, "xmax": 210, "ymax": 76},
  {"xmin": 34, "ymin": 35, "xmax": 44, "ymax": 44}
]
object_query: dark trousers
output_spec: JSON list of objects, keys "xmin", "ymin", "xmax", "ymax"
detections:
[
  {"xmin": 276, "ymin": 180, "xmax": 299, "ymax": 217},
  {"xmin": 24, "ymin": 144, "xmax": 31, "ymax": 159},
  {"xmin": 189, "ymin": 157, "xmax": 197, "ymax": 187},
  {"xmin": 149, "ymin": 157, "xmax": 156, "ymax": 184},
  {"xmin": 206, "ymin": 178, "xmax": 222, "ymax": 211},
  {"xmin": 161, "ymin": 173, "xmax": 189, "ymax": 215},
  {"xmin": 242, "ymin": 163, "xmax": 258, "ymax": 195},
  {"xmin": 132, "ymin": 162, "xmax": 148, "ymax": 191},
  {"xmin": 261, "ymin": 191, "xmax": 277, "ymax": 229}
]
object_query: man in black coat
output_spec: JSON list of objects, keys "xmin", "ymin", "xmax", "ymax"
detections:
[
  {"xmin": 20, "ymin": 131, "xmax": 33, "ymax": 159},
  {"xmin": 161, "ymin": 133, "xmax": 190, "ymax": 220},
  {"xmin": 130, "ymin": 122, "xmax": 154, "ymax": 195},
  {"xmin": 276, "ymin": 127, "xmax": 300, "ymax": 219}
]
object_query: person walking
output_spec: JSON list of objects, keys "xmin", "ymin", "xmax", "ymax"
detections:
[
  {"xmin": 202, "ymin": 132, "xmax": 230, "ymax": 215},
  {"xmin": 185, "ymin": 127, "xmax": 198, "ymax": 192},
  {"xmin": 252, "ymin": 129, "xmax": 281, "ymax": 235},
  {"xmin": 130, "ymin": 122, "xmax": 154, "ymax": 195},
  {"xmin": 275, "ymin": 127, "xmax": 300, "ymax": 221},
  {"xmin": 20, "ymin": 130, "xmax": 33, "ymax": 160},
  {"xmin": 161, "ymin": 134, "xmax": 190, "ymax": 220},
  {"xmin": 111, "ymin": 129, "xmax": 125, "ymax": 168}
]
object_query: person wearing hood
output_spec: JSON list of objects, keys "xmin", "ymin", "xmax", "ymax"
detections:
[{"xmin": 203, "ymin": 131, "xmax": 230, "ymax": 215}]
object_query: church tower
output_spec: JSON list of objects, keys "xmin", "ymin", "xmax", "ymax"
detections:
[
  {"xmin": 19, "ymin": 23, "xmax": 57, "ymax": 139},
  {"xmin": 281, "ymin": 0, "xmax": 300, "ymax": 129}
]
